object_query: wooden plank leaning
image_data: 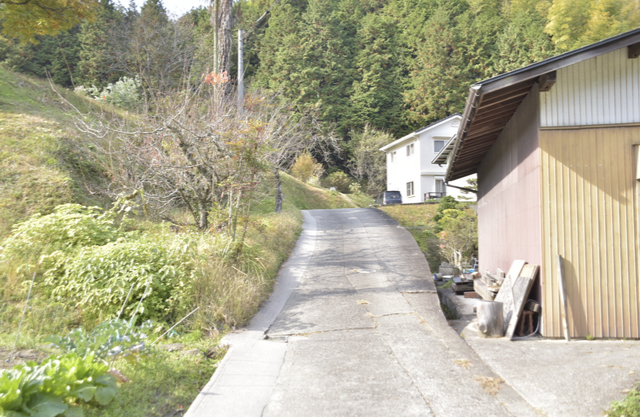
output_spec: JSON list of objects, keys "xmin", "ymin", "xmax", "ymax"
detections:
[
  {"xmin": 505, "ymin": 264, "xmax": 539, "ymax": 340},
  {"xmin": 495, "ymin": 260, "xmax": 526, "ymax": 336}
]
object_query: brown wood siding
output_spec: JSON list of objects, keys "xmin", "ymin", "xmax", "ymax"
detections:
[
  {"xmin": 540, "ymin": 127, "xmax": 640, "ymax": 338},
  {"xmin": 477, "ymin": 85, "xmax": 543, "ymax": 296}
]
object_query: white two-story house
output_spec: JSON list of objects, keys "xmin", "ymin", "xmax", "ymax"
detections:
[{"xmin": 380, "ymin": 114, "xmax": 474, "ymax": 203}]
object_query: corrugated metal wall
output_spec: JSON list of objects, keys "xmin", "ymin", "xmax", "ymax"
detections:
[
  {"xmin": 539, "ymin": 127, "xmax": 640, "ymax": 338},
  {"xmin": 540, "ymin": 48, "xmax": 640, "ymax": 127},
  {"xmin": 477, "ymin": 85, "xmax": 543, "ymax": 289}
]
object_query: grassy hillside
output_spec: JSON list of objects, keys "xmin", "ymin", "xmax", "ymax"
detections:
[
  {"xmin": 0, "ymin": 67, "xmax": 107, "ymax": 237},
  {"xmin": 0, "ymin": 67, "xmax": 371, "ymax": 416},
  {"xmin": 252, "ymin": 173, "xmax": 360, "ymax": 215}
]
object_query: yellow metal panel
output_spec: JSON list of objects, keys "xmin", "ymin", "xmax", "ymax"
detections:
[{"xmin": 540, "ymin": 127, "xmax": 640, "ymax": 338}]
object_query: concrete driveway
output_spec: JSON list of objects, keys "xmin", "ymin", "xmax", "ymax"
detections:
[{"xmin": 186, "ymin": 208, "xmax": 538, "ymax": 417}]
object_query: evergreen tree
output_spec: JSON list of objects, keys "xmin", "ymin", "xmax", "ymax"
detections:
[
  {"xmin": 256, "ymin": 0, "xmax": 356, "ymax": 135},
  {"xmin": 404, "ymin": 0, "xmax": 468, "ymax": 124},
  {"xmin": 77, "ymin": 0, "xmax": 122, "ymax": 88},
  {"xmin": 1, "ymin": 26, "xmax": 81, "ymax": 87},
  {"xmin": 495, "ymin": 10, "xmax": 555, "ymax": 73},
  {"xmin": 349, "ymin": 12, "xmax": 407, "ymax": 134}
]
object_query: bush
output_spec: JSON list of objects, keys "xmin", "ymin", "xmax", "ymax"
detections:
[
  {"xmin": 0, "ymin": 204, "xmax": 120, "ymax": 299},
  {"xmin": 324, "ymin": 171, "xmax": 352, "ymax": 193},
  {"xmin": 75, "ymin": 76, "xmax": 141, "ymax": 109},
  {"xmin": 41, "ymin": 232, "xmax": 197, "ymax": 324},
  {"xmin": 437, "ymin": 208, "xmax": 477, "ymax": 269},
  {"xmin": 290, "ymin": 152, "xmax": 323, "ymax": 183}
]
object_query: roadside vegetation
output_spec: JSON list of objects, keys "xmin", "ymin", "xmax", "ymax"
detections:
[
  {"xmin": 608, "ymin": 385, "xmax": 640, "ymax": 417},
  {"xmin": 0, "ymin": 67, "xmax": 357, "ymax": 416},
  {"xmin": 381, "ymin": 197, "xmax": 477, "ymax": 273}
]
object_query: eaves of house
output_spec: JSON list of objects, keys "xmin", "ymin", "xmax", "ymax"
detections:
[
  {"xmin": 379, "ymin": 113, "xmax": 461, "ymax": 152},
  {"xmin": 446, "ymin": 27, "xmax": 640, "ymax": 182}
]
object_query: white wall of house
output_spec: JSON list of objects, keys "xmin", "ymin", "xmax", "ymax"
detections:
[
  {"xmin": 540, "ymin": 48, "xmax": 640, "ymax": 127},
  {"xmin": 383, "ymin": 115, "xmax": 465, "ymax": 203}
]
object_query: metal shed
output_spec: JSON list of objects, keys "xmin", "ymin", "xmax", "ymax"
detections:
[{"xmin": 447, "ymin": 28, "xmax": 640, "ymax": 338}]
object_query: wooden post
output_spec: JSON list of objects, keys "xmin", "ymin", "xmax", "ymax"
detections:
[
  {"xmin": 557, "ymin": 255, "xmax": 570, "ymax": 341},
  {"xmin": 238, "ymin": 28, "xmax": 244, "ymax": 116},
  {"xmin": 477, "ymin": 300, "xmax": 504, "ymax": 338}
]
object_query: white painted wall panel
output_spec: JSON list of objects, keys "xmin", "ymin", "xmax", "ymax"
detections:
[
  {"xmin": 541, "ymin": 49, "xmax": 640, "ymax": 127},
  {"xmin": 385, "ymin": 116, "xmax": 462, "ymax": 203}
]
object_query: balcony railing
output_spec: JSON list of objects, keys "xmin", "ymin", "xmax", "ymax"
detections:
[{"xmin": 425, "ymin": 192, "xmax": 445, "ymax": 200}]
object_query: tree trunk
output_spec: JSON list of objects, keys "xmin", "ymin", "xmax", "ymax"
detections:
[
  {"xmin": 274, "ymin": 169, "xmax": 283, "ymax": 213},
  {"xmin": 197, "ymin": 195, "xmax": 208, "ymax": 230},
  {"xmin": 219, "ymin": 0, "xmax": 233, "ymax": 75}
]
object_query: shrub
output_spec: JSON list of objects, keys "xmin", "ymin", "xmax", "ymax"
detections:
[
  {"xmin": 291, "ymin": 152, "xmax": 323, "ymax": 183},
  {"xmin": 324, "ymin": 171, "xmax": 352, "ymax": 193},
  {"xmin": 0, "ymin": 204, "xmax": 120, "ymax": 298},
  {"xmin": 437, "ymin": 208, "xmax": 477, "ymax": 269},
  {"xmin": 41, "ymin": 233, "xmax": 197, "ymax": 324},
  {"xmin": 76, "ymin": 76, "xmax": 141, "ymax": 109}
]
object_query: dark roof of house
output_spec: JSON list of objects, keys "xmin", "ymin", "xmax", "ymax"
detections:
[{"xmin": 446, "ymin": 27, "xmax": 640, "ymax": 181}]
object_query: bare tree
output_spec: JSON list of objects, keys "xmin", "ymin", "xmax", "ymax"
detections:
[
  {"xmin": 66, "ymin": 71, "xmax": 333, "ymax": 234},
  {"xmin": 348, "ymin": 125, "xmax": 390, "ymax": 195},
  {"xmin": 105, "ymin": 4, "xmax": 201, "ymax": 99}
]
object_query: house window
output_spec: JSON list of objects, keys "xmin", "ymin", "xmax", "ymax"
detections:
[
  {"xmin": 406, "ymin": 143, "xmax": 414, "ymax": 156},
  {"xmin": 406, "ymin": 181, "xmax": 414, "ymax": 197},
  {"xmin": 434, "ymin": 140, "xmax": 445, "ymax": 153},
  {"xmin": 435, "ymin": 179, "xmax": 445, "ymax": 194}
]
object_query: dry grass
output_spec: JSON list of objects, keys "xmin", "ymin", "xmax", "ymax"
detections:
[
  {"xmin": 474, "ymin": 375, "xmax": 504, "ymax": 396},
  {"xmin": 191, "ymin": 211, "xmax": 301, "ymax": 333},
  {"xmin": 454, "ymin": 358, "xmax": 472, "ymax": 369}
]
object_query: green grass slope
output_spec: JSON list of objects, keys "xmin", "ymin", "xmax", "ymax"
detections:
[{"xmin": 0, "ymin": 67, "xmax": 105, "ymax": 237}]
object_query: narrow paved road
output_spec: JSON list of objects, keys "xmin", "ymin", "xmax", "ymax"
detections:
[{"xmin": 187, "ymin": 208, "xmax": 538, "ymax": 417}]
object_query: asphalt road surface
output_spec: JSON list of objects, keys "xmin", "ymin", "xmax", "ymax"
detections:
[{"xmin": 186, "ymin": 208, "xmax": 538, "ymax": 417}]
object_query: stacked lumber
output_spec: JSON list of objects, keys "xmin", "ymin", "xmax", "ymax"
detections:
[{"xmin": 473, "ymin": 260, "xmax": 541, "ymax": 340}]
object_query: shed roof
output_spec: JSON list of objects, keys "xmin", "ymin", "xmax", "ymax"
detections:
[
  {"xmin": 446, "ymin": 27, "xmax": 640, "ymax": 181},
  {"xmin": 379, "ymin": 113, "xmax": 461, "ymax": 152}
]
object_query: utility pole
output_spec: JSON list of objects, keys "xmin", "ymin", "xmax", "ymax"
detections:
[{"xmin": 238, "ymin": 29, "xmax": 244, "ymax": 116}]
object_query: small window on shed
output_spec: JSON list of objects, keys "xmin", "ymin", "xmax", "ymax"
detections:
[{"xmin": 434, "ymin": 140, "xmax": 445, "ymax": 153}]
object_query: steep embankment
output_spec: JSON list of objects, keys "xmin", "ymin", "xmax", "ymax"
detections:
[{"xmin": 0, "ymin": 67, "xmax": 106, "ymax": 237}]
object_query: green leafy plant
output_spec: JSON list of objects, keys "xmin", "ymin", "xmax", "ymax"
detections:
[
  {"xmin": 0, "ymin": 352, "xmax": 118, "ymax": 416},
  {"xmin": 75, "ymin": 76, "xmax": 142, "ymax": 109},
  {"xmin": 41, "ymin": 233, "xmax": 197, "ymax": 323},
  {"xmin": 608, "ymin": 384, "xmax": 640, "ymax": 417},
  {"xmin": 46, "ymin": 319, "xmax": 153, "ymax": 363}
]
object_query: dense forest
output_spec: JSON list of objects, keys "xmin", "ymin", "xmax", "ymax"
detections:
[{"xmin": 1, "ymin": 0, "xmax": 638, "ymax": 148}]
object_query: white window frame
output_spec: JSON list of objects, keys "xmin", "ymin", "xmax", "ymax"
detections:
[
  {"xmin": 406, "ymin": 181, "xmax": 414, "ymax": 197},
  {"xmin": 406, "ymin": 143, "xmax": 414, "ymax": 156},
  {"xmin": 434, "ymin": 140, "xmax": 445, "ymax": 153}
]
